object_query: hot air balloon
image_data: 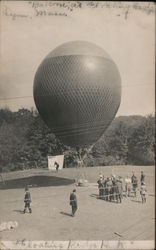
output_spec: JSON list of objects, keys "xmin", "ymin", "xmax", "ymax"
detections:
[{"xmin": 33, "ymin": 41, "xmax": 121, "ymax": 148}]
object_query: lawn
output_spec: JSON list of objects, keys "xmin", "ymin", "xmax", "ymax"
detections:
[{"xmin": 0, "ymin": 165, "xmax": 155, "ymax": 242}]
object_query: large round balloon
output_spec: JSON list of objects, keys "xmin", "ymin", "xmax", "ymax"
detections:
[{"xmin": 33, "ymin": 41, "xmax": 121, "ymax": 147}]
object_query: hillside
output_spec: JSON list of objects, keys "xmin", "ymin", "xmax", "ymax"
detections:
[{"xmin": 0, "ymin": 108, "xmax": 155, "ymax": 172}]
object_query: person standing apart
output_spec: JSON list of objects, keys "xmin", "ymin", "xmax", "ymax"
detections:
[
  {"xmin": 140, "ymin": 171, "xmax": 145, "ymax": 185},
  {"xmin": 70, "ymin": 189, "xmax": 78, "ymax": 217},
  {"xmin": 23, "ymin": 187, "xmax": 32, "ymax": 213},
  {"xmin": 54, "ymin": 161, "xmax": 59, "ymax": 172}
]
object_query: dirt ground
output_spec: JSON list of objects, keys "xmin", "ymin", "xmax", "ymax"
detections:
[{"xmin": 0, "ymin": 165, "xmax": 155, "ymax": 241}]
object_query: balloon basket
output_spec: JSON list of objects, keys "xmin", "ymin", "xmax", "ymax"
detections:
[{"xmin": 77, "ymin": 179, "xmax": 89, "ymax": 187}]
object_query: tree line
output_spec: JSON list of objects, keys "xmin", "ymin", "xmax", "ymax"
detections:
[{"xmin": 0, "ymin": 108, "xmax": 155, "ymax": 172}]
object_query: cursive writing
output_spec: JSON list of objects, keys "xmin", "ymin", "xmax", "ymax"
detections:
[
  {"xmin": 15, "ymin": 240, "xmax": 69, "ymax": 249},
  {"xmin": 3, "ymin": 1, "xmax": 155, "ymax": 22},
  {"xmin": 4, "ymin": 6, "xmax": 29, "ymax": 20},
  {"xmin": 35, "ymin": 9, "xmax": 67, "ymax": 17},
  {"xmin": 29, "ymin": 1, "xmax": 82, "ymax": 12}
]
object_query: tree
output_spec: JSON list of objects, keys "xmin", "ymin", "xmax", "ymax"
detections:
[
  {"xmin": 0, "ymin": 108, "xmax": 154, "ymax": 171},
  {"xmin": 128, "ymin": 115, "xmax": 155, "ymax": 165}
]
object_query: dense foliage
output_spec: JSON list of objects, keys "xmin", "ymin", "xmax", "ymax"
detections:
[{"xmin": 0, "ymin": 108, "xmax": 155, "ymax": 172}]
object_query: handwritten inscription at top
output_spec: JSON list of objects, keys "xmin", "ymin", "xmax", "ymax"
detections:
[
  {"xmin": 29, "ymin": 1, "xmax": 155, "ymax": 14},
  {"xmin": 29, "ymin": 1, "xmax": 82, "ymax": 12},
  {"xmin": 3, "ymin": 1, "xmax": 155, "ymax": 21}
]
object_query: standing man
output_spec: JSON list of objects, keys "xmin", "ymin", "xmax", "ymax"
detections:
[
  {"xmin": 140, "ymin": 171, "xmax": 145, "ymax": 185},
  {"xmin": 131, "ymin": 172, "xmax": 138, "ymax": 197},
  {"xmin": 23, "ymin": 186, "xmax": 32, "ymax": 213},
  {"xmin": 97, "ymin": 175, "xmax": 104, "ymax": 197},
  {"xmin": 116, "ymin": 176, "xmax": 123, "ymax": 203},
  {"xmin": 70, "ymin": 189, "xmax": 78, "ymax": 217},
  {"xmin": 54, "ymin": 161, "xmax": 59, "ymax": 172},
  {"xmin": 125, "ymin": 175, "xmax": 131, "ymax": 197},
  {"xmin": 140, "ymin": 182, "xmax": 147, "ymax": 203}
]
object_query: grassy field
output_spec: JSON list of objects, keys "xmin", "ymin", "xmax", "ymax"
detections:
[{"xmin": 0, "ymin": 165, "xmax": 155, "ymax": 241}]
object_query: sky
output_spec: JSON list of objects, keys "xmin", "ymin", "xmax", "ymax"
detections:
[{"xmin": 0, "ymin": 1, "xmax": 155, "ymax": 116}]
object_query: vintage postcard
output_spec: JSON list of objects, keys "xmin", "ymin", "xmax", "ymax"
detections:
[{"xmin": 0, "ymin": 1, "xmax": 155, "ymax": 250}]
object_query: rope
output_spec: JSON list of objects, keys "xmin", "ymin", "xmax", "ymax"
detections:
[{"xmin": 0, "ymin": 82, "xmax": 154, "ymax": 101}]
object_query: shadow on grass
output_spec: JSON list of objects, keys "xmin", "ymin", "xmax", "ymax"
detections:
[
  {"xmin": 0, "ymin": 175, "xmax": 75, "ymax": 190},
  {"xmin": 60, "ymin": 211, "xmax": 72, "ymax": 217},
  {"xmin": 13, "ymin": 209, "xmax": 24, "ymax": 214},
  {"xmin": 130, "ymin": 199, "xmax": 142, "ymax": 203},
  {"xmin": 90, "ymin": 194, "xmax": 122, "ymax": 203},
  {"xmin": 90, "ymin": 194, "xmax": 99, "ymax": 198}
]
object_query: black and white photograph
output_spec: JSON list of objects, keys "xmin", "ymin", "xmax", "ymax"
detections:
[{"xmin": 0, "ymin": 1, "xmax": 155, "ymax": 250}]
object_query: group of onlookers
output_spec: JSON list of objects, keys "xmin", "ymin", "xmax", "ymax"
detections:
[
  {"xmin": 97, "ymin": 174, "xmax": 123, "ymax": 203},
  {"xmin": 97, "ymin": 171, "xmax": 147, "ymax": 204}
]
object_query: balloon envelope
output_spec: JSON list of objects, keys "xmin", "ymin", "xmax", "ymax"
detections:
[{"xmin": 33, "ymin": 41, "xmax": 121, "ymax": 147}]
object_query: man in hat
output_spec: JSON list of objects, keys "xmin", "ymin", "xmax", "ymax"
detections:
[
  {"xmin": 70, "ymin": 189, "xmax": 78, "ymax": 217},
  {"xmin": 23, "ymin": 186, "xmax": 32, "ymax": 213}
]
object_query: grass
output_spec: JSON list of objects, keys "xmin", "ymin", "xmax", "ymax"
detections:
[{"xmin": 0, "ymin": 165, "xmax": 154, "ymax": 241}]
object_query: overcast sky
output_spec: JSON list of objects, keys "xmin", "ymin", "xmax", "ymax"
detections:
[{"xmin": 0, "ymin": 1, "xmax": 155, "ymax": 116}]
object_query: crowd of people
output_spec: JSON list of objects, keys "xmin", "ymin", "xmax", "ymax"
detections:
[
  {"xmin": 97, "ymin": 171, "xmax": 147, "ymax": 204},
  {"xmin": 22, "ymin": 171, "xmax": 147, "ymax": 217}
]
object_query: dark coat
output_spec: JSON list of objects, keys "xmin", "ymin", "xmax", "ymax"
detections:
[
  {"xmin": 24, "ymin": 191, "xmax": 31, "ymax": 203},
  {"xmin": 97, "ymin": 178, "xmax": 103, "ymax": 188},
  {"xmin": 70, "ymin": 192, "xmax": 77, "ymax": 207}
]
